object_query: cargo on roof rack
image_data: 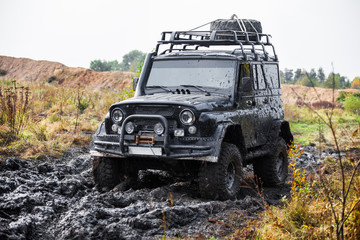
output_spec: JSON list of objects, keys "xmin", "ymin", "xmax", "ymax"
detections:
[
  {"xmin": 155, "ymin": 30, "xmax": 277, "ymax": 61},
  {"xmin": 154, "ymin": 15, "xmax": 277, "ymax": 61}
]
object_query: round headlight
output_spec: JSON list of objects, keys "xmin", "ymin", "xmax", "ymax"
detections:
[
  {"xmin": 111, "ymin": 108, "xmax": 124, "ymax": 123},
  {"xmin": 154, "ymin": 122, "xmax": 164, "ymax": 135},
  {"xmin": 125, "ymin": 122, "xmax": 135, "ymax": 134},
  {"xmin": 180, "ymin": 109, "xmax": 195, "ymax": 125}
]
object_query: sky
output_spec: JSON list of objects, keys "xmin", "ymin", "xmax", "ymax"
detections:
[{"xmin": 1, "ymin": 0, "xmax": 359, "ymax": 81}]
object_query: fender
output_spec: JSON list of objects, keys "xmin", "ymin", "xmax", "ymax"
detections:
[{"xmin": 268, "ymin": 120, "xmax": 293, "ymax": 147}]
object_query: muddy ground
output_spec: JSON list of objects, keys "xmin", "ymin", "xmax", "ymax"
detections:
[{"xmin": 0, "ymin": 146, "xmax": 325, "ymax": 240}]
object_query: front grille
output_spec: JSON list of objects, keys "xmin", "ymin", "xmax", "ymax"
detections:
[
  {"xmin": 133, "ymin": 119, "xmax": 178, "ymax": 132},
  {"xmin": 134, "ymin": 119, "xmax": 158, "ymax": 131},
  {"xmin": 134, "ymin": 105, "xmax": 175, "ymax": 117}
]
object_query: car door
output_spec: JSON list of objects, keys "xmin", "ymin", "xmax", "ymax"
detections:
[
  {"xmin": 237, "ymin": 64, "xmax": 256, "ymax": 148},
  {"xmin": 262, "ymin": 63, "xmax": 284, "ymax": 120},
  {"xmin": 252, "ymin": 63, "xmax": 270, "ymax": 145}
]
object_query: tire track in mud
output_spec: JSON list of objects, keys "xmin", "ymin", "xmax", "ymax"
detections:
[{"xmin": 0, "ymin": 146, "xmax": 322, "ymax": 239}]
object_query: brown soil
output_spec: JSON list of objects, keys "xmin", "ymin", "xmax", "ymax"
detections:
[{"xmin": 0, "ymin": 56, "xmax": 134, "ymax": 90}]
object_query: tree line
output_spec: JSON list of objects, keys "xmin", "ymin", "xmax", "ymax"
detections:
[
  {"xmin": 90, "ymin": 52, "xmax": 360, "ymax": 90},
  {"xmin": 90, "ymin": 50, "xmax": 145, "ymax": 72},
  {"xmin": 280, "ymin": 67, "xmax": 360, "ymax": 89}
]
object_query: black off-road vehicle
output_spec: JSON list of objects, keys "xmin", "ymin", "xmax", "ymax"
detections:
[{"xmin": 90, "ymin": 16, "xmax": 293, "ymax": 200}]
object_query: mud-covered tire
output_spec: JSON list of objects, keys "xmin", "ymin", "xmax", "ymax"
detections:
[
  {"xmin": 92, "ymin": 157, "xmax": 121, "ymax": 192},
  {"xmin": 198, "ymin": 143, "xmax": 243, "ymax": 200},
  {"xmin": 253, "ymin": 139, "xmax": 288, "ymax": 186},
  {"xmin": 210, "ymin": 19, "xmax": 262, "ymax": 33}
]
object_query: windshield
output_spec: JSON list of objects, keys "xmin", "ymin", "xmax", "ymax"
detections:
[{"xmin": 146, "ymin": 59, "xmax": 236, "ymax": 90}]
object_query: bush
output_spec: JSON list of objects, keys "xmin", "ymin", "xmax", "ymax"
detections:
[
  {"xmin": 337, "ymin": 91, "xmax": 347, "ymax": 102},
  {"xmin": 90, "ymin": 60, "xmax": 115, "ymax": 72},
  {"xmin": 0, "ymin": 69, "xmax": 7, "ymax": 76},
  {"xmin": 343, "ymin": 94, "xmax": 360, "ymax": 115},
  {"xmin": 311, "ymin": 100, "xmax": 335, "ymax": 109},
  {"xmin": 337, "ymin": 91, "xmax": 360, "ymax": 102},
  {"xmin": 0, "ymin": 81, "xmax": 31, "ymax": 135}
]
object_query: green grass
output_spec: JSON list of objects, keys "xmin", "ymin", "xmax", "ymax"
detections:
[
  {"xmin": 285, "ymin": 104, "xmax": 360, "ymax": 149},
  {"xmin": 290, "ymin": 122, "xmax": 324, "ymax": 145}
]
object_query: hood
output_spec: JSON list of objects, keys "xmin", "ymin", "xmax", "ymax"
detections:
[{"xmin": 112, "ymin": 93, "xmax": 233, "ymax": 111}]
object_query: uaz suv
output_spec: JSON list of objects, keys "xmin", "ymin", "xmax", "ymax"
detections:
[{"xmin": 90, "ymin": 17, "xmax": 293, "ymax": 200}]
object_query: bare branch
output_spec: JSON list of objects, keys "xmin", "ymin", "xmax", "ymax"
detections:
[
  {"xmin": 309, "ymin": 164, "xmax": 339, "ymax": 225},
  {"xmin": 339, "ymin": 198, "xmax": 360, "ymax": 236},
  {"xmin": 344, "ymin": 161, "xmax": 360, "ymax": 202}
]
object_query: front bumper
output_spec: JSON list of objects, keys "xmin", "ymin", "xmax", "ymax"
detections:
[{"xmin": 91, "ymin": 116, "xmax": 219, "ymax": 162}]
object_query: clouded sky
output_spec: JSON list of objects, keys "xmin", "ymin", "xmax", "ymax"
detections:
[{"xmin": 1, "ymin": 0, "xmax": 359, "ymax": 80}]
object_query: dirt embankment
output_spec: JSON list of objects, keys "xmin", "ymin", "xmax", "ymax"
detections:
[
  {"xmin": 0, "ymin": 56, "xmax": 134, "ymax": 90},
  {"xmin": 281, "ymin": 84, "xmax": 360, "ymax": 106}
]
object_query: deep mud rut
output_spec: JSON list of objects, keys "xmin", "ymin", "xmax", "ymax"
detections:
[{"xmin": 0, "ymin": 146, "xmax": 324, "ymax": 239}]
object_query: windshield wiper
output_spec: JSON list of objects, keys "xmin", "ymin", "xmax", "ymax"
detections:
[
  {"xmin": 180, "ymin": 85, "xmax": 211, "ymax": 96},
  {"xmin": 147, "ymin": 85, "xmax": 173, "ymax": 93}
]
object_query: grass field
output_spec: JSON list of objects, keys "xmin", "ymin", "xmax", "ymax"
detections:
[
  {"xmin": 285, "ymin": 104, "xmax": 360, "ymax": 148},
  {"xmin": 0, "ymin": 80, "xmax": 133, "ymax": 159}
]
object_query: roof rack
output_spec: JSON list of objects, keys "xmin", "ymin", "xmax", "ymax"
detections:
[{"xmin": 154, "ymin": 30, "xmax": 278, "ymax": 61}]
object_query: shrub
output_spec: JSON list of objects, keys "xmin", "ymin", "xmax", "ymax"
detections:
[
  {"xmin": 48, "ymin": 76, "xmax": 57, "ymax": 83},
  {"xmin": 311, "ymin": 100, "xmax": 335, "ymax": 109},
  {"xmin": 78, "ymin": 97, "xmax": 90, "ymax": 113},
  {"xmin": 0, "ymin": 81, "xmax": 31, "ymax": 135},
  {"xmin": 337, "ymin": 91, "xmax": 347, "ymax": 102},
  {"xmin": 338, "ymin": 91, "xmax": 360, "ymax": 102},
  {"xmin": 49, "ymin": 113, "xmax": 61, "ymax": 122},
  {"xmin": 343, "ymin": 94, "xmax": 360, "ymax": 115},
  {"xmin": 0, "ymin": 69, "xmax": 7, "ymax": 76},
  {"xmin": 351, "ymin": 77, "xmax": 360, "ymax": 89}
]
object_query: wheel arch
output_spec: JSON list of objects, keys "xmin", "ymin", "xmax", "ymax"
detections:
[
  {"xmin": 222, "ymin": 124, "xmax": 246, "ymax": 156},
  {"xmin": 269, "ymin": 120, "xmax": 293, "ymax": 148},
  {"xmin": 280, "ymin": 120, "xmax": 293, "ymax": 147}
]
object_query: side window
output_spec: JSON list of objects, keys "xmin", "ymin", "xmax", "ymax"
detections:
[
  {"xmin": 240, "ymin": 64, "xmax": 252, "ymax": 92},
  {"xmin": 253, "ymin": 64, "xmax": 266, "ymax": 90},
  {"xmin": 264, "ymin": 64, "xmax": 280, "ymax": 89},
  {"xmin": 241, "ymin": 64, "xmax": 251, "ymax": 78}
]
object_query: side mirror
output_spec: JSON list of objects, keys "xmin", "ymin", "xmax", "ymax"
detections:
[
  {"xmin": 242, "ymin": 77, "xmax": 253, "ymax": 92},
  {"xmin": 132, "ymin": 77, "xmax": 139, "ymax": 91}
]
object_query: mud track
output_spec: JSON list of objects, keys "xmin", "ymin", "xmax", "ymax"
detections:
[{"xmin": 0, "ymin": 146, "xmax": 322, "ymax": 239}]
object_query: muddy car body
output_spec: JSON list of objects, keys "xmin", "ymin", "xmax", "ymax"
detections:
[{"xmin": 91, "ymin": 18, "xmax": 293, "ymax": 199}]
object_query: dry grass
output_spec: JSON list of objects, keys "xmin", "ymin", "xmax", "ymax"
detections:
[
  {"xmin": 251, "ymin": 157, "xmax": 360, "ymax": 240},
  {"xmin": 227, "ymin": 142, "xmax": 360, "ymax": 240},
  {"xmin": 0, "ymin": 79, "xmax": 133, "ymax": 159},
  {"xmin": 230, "ymin": 91, "xmax": 360, "ymax": 239}
]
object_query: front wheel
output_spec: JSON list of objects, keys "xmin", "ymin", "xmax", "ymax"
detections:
[
  {"xmin": 198, "ymin": 143, "xmax": 243, "ymax": 200},
  {"xmin": 253, "ymin": 138, "xmax": 289, "ymax": 186},
  {"xmin": 92, "ymin": 157, "xmax": 121, "ymax": 191}
]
